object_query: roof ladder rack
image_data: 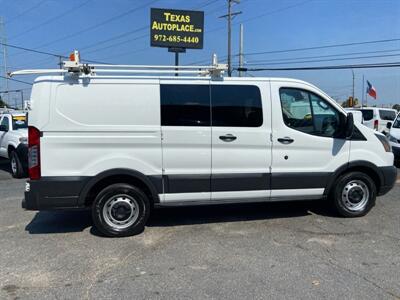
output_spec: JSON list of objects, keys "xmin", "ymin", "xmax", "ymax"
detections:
[{"xmin": 9, "ymin": 50, "xmax": 228, "ymax": 78}]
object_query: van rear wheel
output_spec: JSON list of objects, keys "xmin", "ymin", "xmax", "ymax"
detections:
[
  {"xmin": 331, "ymin": 171, "xmax": 376, "ymax": 217},
  {"xmin": 92, "ymin": 183, "xmax": 150, "ymax": 237}
]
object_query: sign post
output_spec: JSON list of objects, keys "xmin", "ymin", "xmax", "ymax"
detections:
[{"xmin": 150, "ymin": 8, "xmax": 204, "ymax": 75}]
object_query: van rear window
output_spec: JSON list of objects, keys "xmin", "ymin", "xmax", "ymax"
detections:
[
  {"xmin": 360, "ymin": 109, "xmax": 373, "ymax": 121},
  {"xmin": 379, "ymin": 110, "xmax": 396, "ymax": 121}
]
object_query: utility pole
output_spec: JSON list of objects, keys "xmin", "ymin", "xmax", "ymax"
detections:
[
  {"xmin": 239, "ymin": 24, "xmax": 244, "ymax": 77},
  {"xmin": 351, "ymin": 69, "xmax": 355, "ymax": 100},
  {"xmin": 219, "ymin": 0, "xmax": 241, "ymax": 77},
  {"xmin": 362, "ymin": 74, "xmax": 365, "ymax": 107},
  {"xmin": 0, "ymin": 17, "xmax": 9, "ymax": 103}
]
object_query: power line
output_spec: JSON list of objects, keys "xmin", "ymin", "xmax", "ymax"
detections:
[
  {"xmin": 0, "ymin": 75, "xmax": 33, "ymax": 86},
  {"xmin": 4, "ymin": 0, "xmax": 48, "ymax": 25},
  {"xmin": 243, "ymin": 38, "xmax": 400, "ymax": 56},
  {"xmin": 244, "ymin": 48, "xmax": 400, "ymax": 64},
  {"xmin": 9, "ymin": 0, "xmax": 93, "ymax": 41},
  {"xmin": 238, "ymin": 0, "xmax": 313, "ymax": 25},
  {"xmin": 6, "ymin": 0, "xmax": 159, "ymax": 59},
  {"xmin": 240, "ymin": 53, "xmax": 400, "ymax": 66},
  {"xmin": 0, "ymin": 41, "xmax": 67, "ymax": 58},
  {"xmin": 36, "ymin": 0, "xmax": 159, "ymax": 50},
  {"xmin": 0, "ymin": 41, "xmax": 110, "ymax": 66},
  {"xmin": 79, "ymin": 0, "xmax": 223, "ymax": 56},
  {"xmin": 189, "ymin": 38, "xmax": 400, "ymax": 66},
  {"xmin": 236, "ymin": 62, "xmax": 400, "ymax": 72}
]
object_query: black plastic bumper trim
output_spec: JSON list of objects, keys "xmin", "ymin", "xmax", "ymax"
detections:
[{"xmin": 377, "ymin": 165, "xmax": 397, "ymax": 196}]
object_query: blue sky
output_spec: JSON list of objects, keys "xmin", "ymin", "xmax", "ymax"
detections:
[{"xmin": 1, "ymin": 0, "xmax": 399, "ymax": 107}]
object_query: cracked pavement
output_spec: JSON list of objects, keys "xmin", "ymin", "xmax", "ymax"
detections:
[{"xmin": 0, "ymin": 158, "xmax": 399, "ymax": 299}]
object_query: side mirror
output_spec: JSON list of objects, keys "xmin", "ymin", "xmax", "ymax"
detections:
[
  {"xmin": 345, "ymin": 113, "xmax": 354, "ymax": 138},
  {"xmin": 386, "ymin": 122, "xmax": 392, "ymax": 129},
  {"xmin": 0, "ymin": 125, "xmax": 8, "ymax": 132}
]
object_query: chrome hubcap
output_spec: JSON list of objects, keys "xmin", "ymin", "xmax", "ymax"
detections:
[
  {"xmin": 102, "ymin": 194, "xmax": 139, "ymax": 229},
  {"xmin": 341, "ymin": 180, "xmax": 369, "ymax": 211},
  {"xmin": 11, "ymin": 157, "xmax": 17, "ymax": 174}
]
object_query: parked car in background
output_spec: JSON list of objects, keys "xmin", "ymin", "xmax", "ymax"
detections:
[
  {"xmin": 387, "ymin": 112, "xmax": 400, "ymax": 161},
  {"xmin": 344, "ymin": 108, "xmax": 363, "ymax": 124},
  {"xmin": 0, "ymin": 111, "xmax": 28, "ymax": 178},
  {"xmin": 351, "ymin": 107, "xmax": 397, "ymax": 135}
]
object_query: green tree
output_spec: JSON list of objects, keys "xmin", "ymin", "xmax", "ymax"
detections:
[
  {"xmin": 0, "ymin": 95, "xmax": 8, "ymax": 108},
  {"xmin": 393, "ymin": 104, "xmax": 400, "ymax": 111}
]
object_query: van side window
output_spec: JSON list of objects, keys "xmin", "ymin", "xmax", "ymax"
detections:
[
  {"xmin": 211, "ymin": 85, "xmax": 262, "ymax": 127},
  {"xmin": 279, "ymin": 88, "xmax": 341, "ymax": 137},
  {"xmin": 360, "ymin": 109, "xmax": 373, "ymax": 121},
  {"xmin": 379, "ymin": 110, "xmax": 396, "ymax": 121},
  {"xmin": 160, "ymin": 84, "xmax": 210, "ymax": 126}
]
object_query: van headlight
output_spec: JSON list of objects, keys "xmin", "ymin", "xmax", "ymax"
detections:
[
  {"xmin": 375, "ymin": 134, "xmax": 391, "ymax": 152},
  {"xmin": 388, "ymin": 135, "xmax": 398, "ymax": 144},
  {"xmin": 19, "ymin": 137, "xmax": 28, "ymax": 144}
]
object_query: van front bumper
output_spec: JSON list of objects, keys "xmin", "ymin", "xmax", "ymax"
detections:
[
  {"xmin": 377, "ymin": 166, "xmax": 398, "ymax": 196},
  {"xmin": 23, "ymin": 177, "xmax": 89, "ymax": 210}
]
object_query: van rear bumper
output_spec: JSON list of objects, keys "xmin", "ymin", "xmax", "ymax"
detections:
[
  {"xmin": 23, "ymin": 177, "xmax": 89, "ymax": 210},
  {"xmin": 377, "ymin": 166, "xmax": 397, "ymax": 196}
]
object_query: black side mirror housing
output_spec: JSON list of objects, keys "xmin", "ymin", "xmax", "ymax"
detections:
[
  {"xmin": 0, "ymin": 125, "xmax": 8, "ymax": 132},
  {"xmin": 386, "ymin": 122, "xmax": 392, "ymax": 129},
  {"xmin": 345, "ymin": 113, "xmax": 354, "ymax": 138}
]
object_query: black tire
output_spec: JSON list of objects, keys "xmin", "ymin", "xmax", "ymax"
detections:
[
  {"xmin": 331, "ymin": 171, "xmax": 376, "ymax": 217},
  {"xmin": 10, "ymin": 151, "xmax": 24, "ymax": 178},
  {"xmin": 92, "ymin": 183, "xmax": 150, "ymax": 237}
]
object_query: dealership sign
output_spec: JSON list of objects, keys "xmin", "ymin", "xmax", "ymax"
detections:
[{"xmin": 150, "ymin": 8, "xmax": 204, "ymax": 49}]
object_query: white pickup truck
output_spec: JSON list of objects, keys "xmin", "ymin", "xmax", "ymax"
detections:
[{"xmin": 0, "ymin": 111, "xmax": 28, "ymax": 178}]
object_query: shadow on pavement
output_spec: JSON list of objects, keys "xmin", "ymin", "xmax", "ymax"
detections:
[
  {"xmin": 0, "ymin": 158, "xmax": 11, "ymax": 174},
  {"xmin": 24, "ymin": 201, "xmax": 333, "ymax": 235},
  {"xmin": 25, "ymin": 210, "xmax": 92, "ymax": 234},
  {"xmin": 147, "ymin": 200, "xmax": 332, "ymax": 227}
]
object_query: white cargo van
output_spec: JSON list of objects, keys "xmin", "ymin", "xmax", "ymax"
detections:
[
  {"xmin": 353, "ymin": 107, "xmax": 397, "ymax": 135},
  {"xmin": 12, "ymin": 54, "xmax": 397, "ymax": 237},
  {"xmin": 387, "ymin": 112, "xmax": 400, "ymax": 161}
]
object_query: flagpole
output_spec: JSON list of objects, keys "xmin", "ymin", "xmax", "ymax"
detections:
[{"xmin": 362, "ymin": 75, "xmax": 365, "ymax": 107}]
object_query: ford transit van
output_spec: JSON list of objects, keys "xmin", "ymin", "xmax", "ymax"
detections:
[{"xmin": 13, "ymin": 55, "xmax": 397, "ymax": 237}]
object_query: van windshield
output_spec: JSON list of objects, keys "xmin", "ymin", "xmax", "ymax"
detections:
[
  {"xmin": 12, "ymin": 115, "xmax": 27, "ymax": 130},
  {"xmin": 393, "ymin": 115, "xmax": 400, "ymax": 128},
  {"xmin": 379, "ymin": 110, "xmax": 396, "ymax": 121}
]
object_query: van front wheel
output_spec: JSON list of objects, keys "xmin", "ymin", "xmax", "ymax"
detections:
[
  {"xmin": 92, "ymin": 183, "xmax": 150, "ymax": 237},
  {"xmin": 10, "ymin": 151, "xmax": 24, "ymax": 178},
  {"xmin": 331, "ymin": 172, "xmax": 376, "ymax": 217}
]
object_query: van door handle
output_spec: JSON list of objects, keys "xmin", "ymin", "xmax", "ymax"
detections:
[
  {"xmin": 277, "ymin": 137, "xmax": 294, "ymax": 144},
  {"xmin": 219, "ymin": 134, "xmax": 237, "ymax": 142}
]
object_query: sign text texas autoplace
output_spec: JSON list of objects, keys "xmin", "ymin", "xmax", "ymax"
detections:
[{"xmin": 150, "ymin": 8, "xmax": 204, "ymax": 49}]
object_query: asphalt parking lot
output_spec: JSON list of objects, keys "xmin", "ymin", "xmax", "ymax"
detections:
[{"xmin": 0, "ymin": 158, "xmax": 399, "ymax": 299}]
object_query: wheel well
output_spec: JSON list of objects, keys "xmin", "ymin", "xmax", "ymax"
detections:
[
  {"xmin": 84, "ymin": 174, "xmax": 155, "ymax": 207},
  {"xmin": 329, "ymin": 166, "xmax": 381, "ymax": 196},
  {"xmin": 7, "ymin": 145, "xmax": 15, "ymax": 157}
]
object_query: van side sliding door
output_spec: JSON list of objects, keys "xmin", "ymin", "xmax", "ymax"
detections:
[
  {"xmin": 210, "ymin": 82, "xmax": 272, "ymax": 202},
  {"xmin": 159, "ymin": 81, "xmax": 211, "ymax": 203}
]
